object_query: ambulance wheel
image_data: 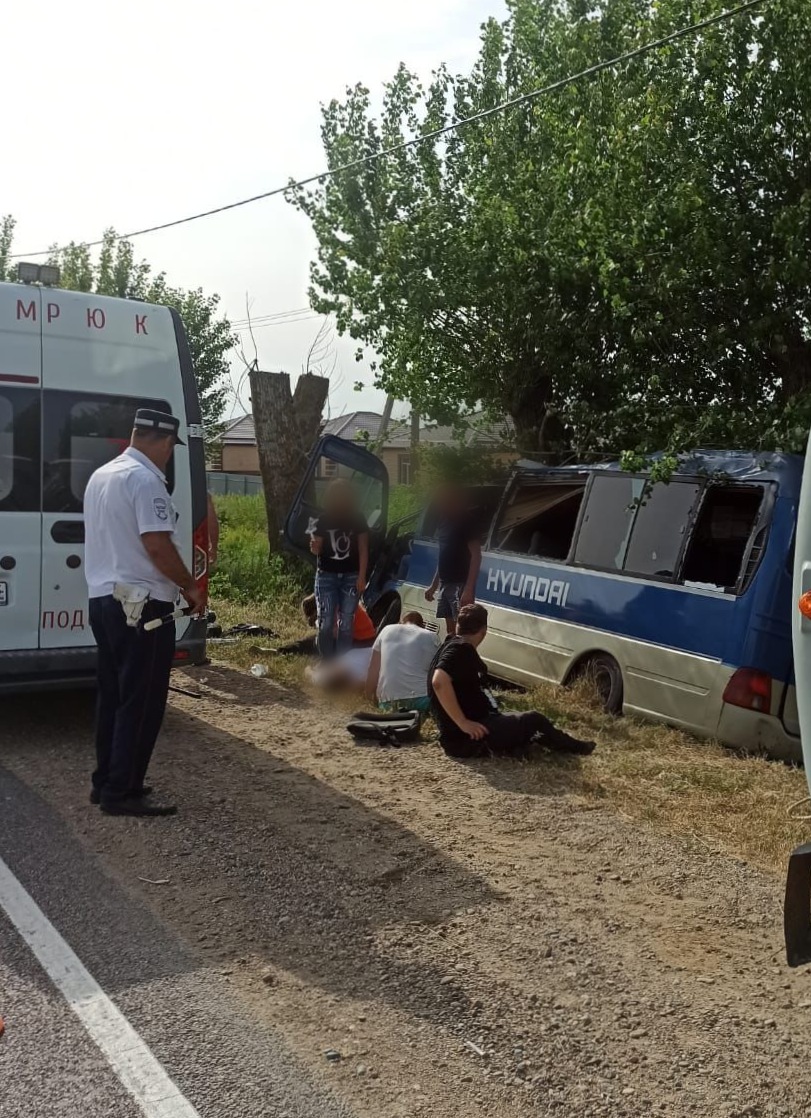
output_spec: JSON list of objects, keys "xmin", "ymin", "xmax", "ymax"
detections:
[{"xmin": 581, "ymin": 654, "xmax": 623, "ymax": 715}]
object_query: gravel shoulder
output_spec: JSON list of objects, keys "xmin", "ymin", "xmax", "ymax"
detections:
[{"xmin": 2, "ymin": 662, "xmax": 811, "ymax": 1118}]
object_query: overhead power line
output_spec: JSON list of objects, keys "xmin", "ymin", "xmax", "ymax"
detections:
[
  {"xmin": 12, "ymin": 0, "xmax": 768, "ymax": 260},
  {"xmin": 230, "ymin": 306, "xmax": 311, "ymax": 326},
  {"xmin": 234, "ymin": 313, "xmax": 321, "ymax": 331}
]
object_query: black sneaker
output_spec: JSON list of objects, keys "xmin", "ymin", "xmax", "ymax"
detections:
[
  {"xmin": 558, "ymin": 737, "xmax": 597, "ymax": 756},
  {"xmin": 90, "ymin": 785, "xmax": 152, "ymax": 806},
  {"xmin": 100, "ymin": 796, "xmax": 176, "ymax": 817}
]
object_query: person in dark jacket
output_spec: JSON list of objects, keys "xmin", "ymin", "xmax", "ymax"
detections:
[
  {"xmin": 425, "ymin": 484, "xmax": 483, "ymax": 637},
  {"xmin": 429, "ymin": 604, "xmax": 597, "ymax": 760}
]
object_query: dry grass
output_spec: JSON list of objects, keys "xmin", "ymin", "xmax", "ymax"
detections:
[
  {"xmin": 508, "ymin": 678, "xmax": 810, "ymax": 875},
  {"xmin": 203, "ymin": 597, "xmax": 810, "ymax": 877}
]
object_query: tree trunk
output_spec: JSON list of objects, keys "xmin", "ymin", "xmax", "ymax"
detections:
[
  {"xmin": 249, "ymin": 370, "xmax": 329, "ymax": 551},
  {"xmin": 776, "ymin": 324, "xmax": 811, "ymax": 402}
]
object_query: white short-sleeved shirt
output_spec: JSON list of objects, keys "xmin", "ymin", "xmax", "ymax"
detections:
[
  {"xmin": 374, "ymin": 623, "xmax": 438, "ymax": 702},
  {"xmin": 83, "ymin": 447, "xmax": 178, "ymax": 601}
]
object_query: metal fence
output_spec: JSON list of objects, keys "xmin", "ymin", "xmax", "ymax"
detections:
[{"xmin": 206, "ymin": 471, "xmax": 263, "ymax": 497}]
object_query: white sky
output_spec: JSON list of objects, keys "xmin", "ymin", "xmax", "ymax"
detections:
[{"xmin": 5, "ymin": 0, "xmax": 506, "ymax": 425}]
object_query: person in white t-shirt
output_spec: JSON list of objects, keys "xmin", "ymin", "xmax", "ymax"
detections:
[
  {"xmin": 365, "ymin": 612, "xmax": 438, "ymax": 714},
  {"xmin": 83, "ymin": 408, "xmax": 205, "ymax": 818}
]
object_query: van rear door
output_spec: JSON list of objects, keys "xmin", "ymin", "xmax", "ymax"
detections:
[
  {"xmin": 284, "ymin": 435, "xmax": 389, "ymax": 561},
  {"xmin": 0, "ymin": 285, "xmax": 42, "ymax": 652},
  {"xmin": 39, "ymin": 291, "xmax": 193, "ymax": 650}
]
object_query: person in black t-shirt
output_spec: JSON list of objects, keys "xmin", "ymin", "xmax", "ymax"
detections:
[
  {"xmin": 310, "ymin": 479, "xmax": 369, "ymax": 659},
  {"xmin": 428, "ymin": 604, "xmax": 597, "ymax": 760},
  {"xmin": 425, "ymin": 484, "xmax": 483, "ymax": 637}
]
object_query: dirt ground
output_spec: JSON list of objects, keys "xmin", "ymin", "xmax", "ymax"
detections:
[{"xmin": 5, "ymin": 661, "xmax": 811, "ymax": 1118}]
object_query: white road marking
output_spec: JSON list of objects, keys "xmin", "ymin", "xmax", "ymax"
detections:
[{"xmin": 0, "ymin": 855, "xmax": 201, "ymax": 1118}]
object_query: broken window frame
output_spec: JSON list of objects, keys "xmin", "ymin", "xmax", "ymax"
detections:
[{"xmin": 488, "ymin": 471, "xmax": 589, "ymax": 561}]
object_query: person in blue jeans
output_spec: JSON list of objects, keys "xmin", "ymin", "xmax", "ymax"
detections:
[{"xmin": 310, "ymin": 479, "xmax": 369, "ymax": 659}]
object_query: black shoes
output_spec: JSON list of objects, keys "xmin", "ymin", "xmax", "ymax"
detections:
[
  {"xmin": 90, "ymin": 784, "xmax": 153, "ymax": 806},
  {"xmin": 558, "ymin": 737, "xmax": 597, "ymax": 756},
  {"xmin": 543, "ymin": 734, "xmax": 598, "ymax": 756},
  {"xmin": 100, "ymin": 796, "xmax": 177, "ymax": 817}
]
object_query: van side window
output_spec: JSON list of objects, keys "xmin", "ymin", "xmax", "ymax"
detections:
[
  {"xmin": 43, "ymin": 391, "xmax": 173, "ymax": 513},
  {"xmin": 0, "ymin": 390, "xmax": 40, "ymax": 513},
  {"xmin": 574, "ymin": 475, "xmax": 638, "ymax": 570},
  {"xmin": 0, "ymin": 396, "xmax": 12, "ymax": 503},
  {"xmin": 624, "ymin": 482, "xmax": 701, "ymax": 579},
  {"xmin": 681, "ymin": 485, "xmax": 764, "ymax": 592},
  {"xmin": 495, "ymin": 479, "xmax": 586, "ymax": 558}
]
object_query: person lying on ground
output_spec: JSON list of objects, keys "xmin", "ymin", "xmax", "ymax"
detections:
[
  {"xmin": 310, "ymin": 478, "xmax": 369, "ymax": 659},
  {"xmin": 274, "ymin": 595, "xmax": 376, "ymax": 656},
  {"xmin": 306, "ymin": 646, "xmax": 373, "ymax": 692},
  {"xmin": 428, "ymin": 603, "xmax": 597, "ymax": 760},
  {"xmin": 425, "ymin": 483, "xmax": 483, "ymax": 638},
  {"xmin": 365, "ymin": 611, "xmax": 438, "ymax": 714}
]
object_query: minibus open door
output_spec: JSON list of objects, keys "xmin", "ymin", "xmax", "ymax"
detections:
[
  {"xmin": 283, "ymin": 435, "xmax": 389, "ymax": 569},
  {"xmin": 785, "ymin": 438, "xmax": 811, "ymax": 965}
]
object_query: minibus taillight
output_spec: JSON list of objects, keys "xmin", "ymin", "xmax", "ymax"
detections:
[
  {"xmin": 722, "ymin": 669, "xmax": 772, "ymax": 713},
  {"xmin": 192, "ymin": 519, "xmax": 209, "ymax": 606}
]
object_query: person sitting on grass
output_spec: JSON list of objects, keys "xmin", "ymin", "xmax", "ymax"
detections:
[
  {"xmin": 274, "ymin": 594, "xmax": 376, "ymax": 657},
  {"xmin": 365, "ymin": 611, "xmax": 438, "ymax": 714},
  {"xmin": 428, "ymin": 603, "xmax": 597, "ymax": 760}
]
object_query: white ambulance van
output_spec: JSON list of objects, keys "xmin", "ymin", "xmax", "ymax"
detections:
[
  {"xmin": 0, "ymin": 279, "xmax": 209, "ymax": 693},
  {"xmin": 785, "ymin": 436, "xmax": 811, "ymax": 964}
]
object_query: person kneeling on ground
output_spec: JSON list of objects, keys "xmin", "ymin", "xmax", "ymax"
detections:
[
  {"xmin": 275, "ymin": 594, "xmax": 377, "ymax": 656},
  {"xmin": 428, "ymin": 604, "xmax": 597, "ymax": 760},
  {"xmin": 365, "ymin": 611, "xmax": 438, "ymax": 714}
]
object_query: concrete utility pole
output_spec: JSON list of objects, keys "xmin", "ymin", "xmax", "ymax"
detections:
[
  {"xmin": 410, "ymin": 409, "xmax": 420, "ymax": 481},
  {"xmin": 378, "ymin": 395, "xmax": 395, "ymax": 442}
]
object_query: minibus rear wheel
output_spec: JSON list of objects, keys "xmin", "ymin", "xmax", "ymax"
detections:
[{"xmin": 579, "ymin": 654, "xmax": 623, "ymax": 715}]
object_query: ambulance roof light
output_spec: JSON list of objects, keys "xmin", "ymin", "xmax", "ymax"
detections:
[
  {"xmin": 16, "ymin": 262, "xmax": 60, "ymax": 287},
  {"xmin": 39, "ymin": 265, "xmax": 60, "ymax": 287},
  {"xmin": 16, "ymin": 262, "xmax": 39, "ymax": 284}
]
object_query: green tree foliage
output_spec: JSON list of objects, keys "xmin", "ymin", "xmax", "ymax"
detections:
[
  {"xmin": 0, "ymin": 225, "xmax": 235, "ymax": 437},
  {"xmin": 289, "ymin": 0, "xmax": 811, "ymax": 458}
]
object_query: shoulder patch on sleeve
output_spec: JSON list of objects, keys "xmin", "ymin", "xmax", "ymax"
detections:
[{"xmin": 153, "ymin": 496, "xmax": 169, "ymax": 521}]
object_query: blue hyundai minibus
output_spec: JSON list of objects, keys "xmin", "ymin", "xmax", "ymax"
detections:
[{"xmin": 286, "ymin": 439, "xmax": 802, "ymax": 761}]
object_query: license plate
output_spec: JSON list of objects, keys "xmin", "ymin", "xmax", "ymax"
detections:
[{"xmin": 0, "ymin": 582, "xmax": 6, "ymax": 606}]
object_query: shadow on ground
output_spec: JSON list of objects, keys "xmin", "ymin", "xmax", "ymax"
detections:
[{"xmin": 0, "ymin": 675, "xmax": 505, "ymax": 1030}]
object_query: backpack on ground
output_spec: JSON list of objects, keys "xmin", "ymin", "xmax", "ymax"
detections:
[{"xmin": 346, "ymin": 710, "xmax": 421, "ymax": 748}]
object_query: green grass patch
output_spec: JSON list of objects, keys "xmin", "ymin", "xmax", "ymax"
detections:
[{"xmin": 211, "ymin": 494, "xmax": 309, "ymax": 606}]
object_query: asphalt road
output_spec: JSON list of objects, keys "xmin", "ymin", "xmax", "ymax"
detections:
[{"xmin": 0, "ymin": 753, "xmax": 353, "ymax": 1118}]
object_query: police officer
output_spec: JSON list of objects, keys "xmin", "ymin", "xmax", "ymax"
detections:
[{"xmin": 83, "ymin": 409, "xmax": 205, "ymax": 816}]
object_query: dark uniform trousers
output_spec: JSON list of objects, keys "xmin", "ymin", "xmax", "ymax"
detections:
[{"xmin": 89, "ymin": 596, "xmax": 176, "ymax": 802}]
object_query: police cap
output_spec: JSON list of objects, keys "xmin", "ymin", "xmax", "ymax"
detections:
[{"xmin": 133, "ymin": 408, "xmax": 185, "ymax": 445}]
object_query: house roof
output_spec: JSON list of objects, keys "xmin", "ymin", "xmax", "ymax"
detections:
[
  {"xmin": 220, "ymin": 410, "xmax": 513, "ymax": 450},
  {"xmin": 220, "ymin": 414, "xmax": 257, "ymax": 444},
  {"xmin": 322, "ymin": 411, "xmax": 386, "ymax": 442}
]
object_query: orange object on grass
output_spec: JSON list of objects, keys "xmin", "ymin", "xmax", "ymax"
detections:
[{"xmin": 353, "ymin": 606, "xmax": 376, "ymax": 643}]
